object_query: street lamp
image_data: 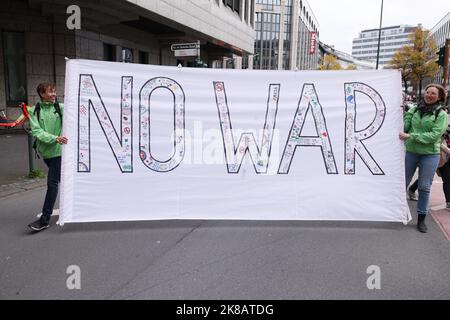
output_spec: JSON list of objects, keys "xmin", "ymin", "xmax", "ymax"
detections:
[{"xmin": 376, "ymin": 0, "xmax": 384, "ymax": 70}]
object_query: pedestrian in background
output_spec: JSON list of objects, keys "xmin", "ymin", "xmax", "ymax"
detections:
[
  {"xmin": 437, "ymin": 107, "xmax": 450, "ymax": 210},
  {"xmin": 27, "ymin": 83, "xmax": 67, "ymax": 232},
  {"xmin": 400, "ymin": 84, "xmax": 448, "ymax": 233}
]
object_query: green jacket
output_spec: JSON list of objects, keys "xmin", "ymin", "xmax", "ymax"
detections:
[
  {"xmin": 28, "ymin": 102, "xmax": 64, "ymax": 159},
  {"xmin": 404, "ymin": 103, "xmax": 448, "ymax": 155}
]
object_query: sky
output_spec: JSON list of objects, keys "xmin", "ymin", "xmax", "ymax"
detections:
[{"xmin": 308, "ymin": 0, "xmax": 450, "ymax": 54}]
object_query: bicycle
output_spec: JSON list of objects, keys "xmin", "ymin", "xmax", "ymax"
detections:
[{"xmin": 0, "ymin": 103, "xmax": 30, "ymax": 129}]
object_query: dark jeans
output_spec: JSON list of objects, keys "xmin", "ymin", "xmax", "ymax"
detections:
[
  {"xmin": 42, "ymin": 156, "xmax": 61, "ymax": 219},
  {"xmin": 439, "ymin": 161, "xmax": 450, "ymax": 203}
]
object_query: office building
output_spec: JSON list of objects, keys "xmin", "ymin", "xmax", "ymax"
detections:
[
  {"xmin": 429, "ymin": 12, "xmax": 450, "ymax": 87},
  {"xmin": 352, "ymin": 25, "xmax": 419, "ymax": 68},
  {"xmin": 253, "ymin": 0, "xmax": 319, "ymax": 70},
  {"xmin": 0, "ymin": 0, "xmax": 255, "ymax": 120},
  {"xmin": 320, "ymin": 42, "xmax": 376, "ymax": 70}
]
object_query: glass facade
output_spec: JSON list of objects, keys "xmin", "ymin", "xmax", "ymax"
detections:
[
  {"xmin": 254, "ymin": 12, "xmax": 280, "ymax": 70},
  {"xmin": 429, "ymin": 13, "xmax": 450, "ymax": 86},
  {"xmin": 257, "ymin": 0, "xmax": 281, "ymax": 11},
  {"xmin": 255, "ymin": 0, "xmax": 319, "ymax": 70},
  {"xmin": 282, "ymin": 0, "xmax": 291, "ymax": 69}
]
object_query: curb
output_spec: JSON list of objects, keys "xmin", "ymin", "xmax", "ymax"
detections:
[
  {"xmin": 0, "ymin": 129, "xmax": 28, "ymax": 136},
  {"xmin": 0, "ymin": 179, "xmax": 46, "ymax": 199},
  {"xmin": 431, "ymin": 209, "xmax": 450, "ymax": 243}
]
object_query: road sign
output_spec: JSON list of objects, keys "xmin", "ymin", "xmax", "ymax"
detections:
[
  {"xmin": 174, "ymin": 48, "xmax": 199, "ymax": 57},
  {"xmin": 171, "ymin": 42, "xmax": 199, "ymax": 51}
]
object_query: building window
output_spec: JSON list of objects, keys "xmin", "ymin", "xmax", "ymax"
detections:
[
  {"xmin": 103, "ymin": 43, "xmax": 116, "ymax": 61},
  {"xmin": 223, "ymin": 0, "xmax": 240, "ymax": 14},
  {"xmin": 2, "ymin": 31, "xmax": 27, "ymax": 106},
  {"xmin": 244, "ymin": 0, "xmax": 249, "ymax": 22},
  {"xmin": 282, "ymin": 0, "xmax": 292, "ymax": 70},
  {"xmin": 122, "ymin": 47, "xmax": 133, "ymax": 63},
  {"xmin": 257, "ymin": 0, "xmax": 281, "ymax": 11},
  {"xmin": 242, "ymin": 53, "xmax": 249, "ymax": 69},
  {"xmin": 139, "ymin": 51, "xmax": 149, "ymax": 64}
]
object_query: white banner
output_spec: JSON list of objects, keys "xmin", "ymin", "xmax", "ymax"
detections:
[{"xmin": 60, "ymin": 60, "xmax": 410, "ymax": 224}]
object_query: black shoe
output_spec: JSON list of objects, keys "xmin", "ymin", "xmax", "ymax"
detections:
[
  {"xmin": 407, "ymin": 188, "xmax": 418, "ymax": 201},
  {"xmin": 28, "ymin": 216, "xmax": 50, "ymax": 232},
  {"xmin": 417, "ymin": 214, "xmax": 428, "ymax": 233}
]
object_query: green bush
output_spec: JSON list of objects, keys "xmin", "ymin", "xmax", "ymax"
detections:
[{"xmin": 28, "ymin": 169, "xmax": 46, "ymax": 179}]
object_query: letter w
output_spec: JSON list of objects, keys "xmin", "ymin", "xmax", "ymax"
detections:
[
  {"xmin": 213, "ymin": 82, "xmax": 280, "ymax": 174},
  {"xmin": 78, "ymin": 75, "xmax": 133, "ymax": 173}
]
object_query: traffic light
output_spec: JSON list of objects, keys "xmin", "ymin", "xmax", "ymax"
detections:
[{"xmin": 437, "ymin": 46, "xmax": 445, "ymax": 67}]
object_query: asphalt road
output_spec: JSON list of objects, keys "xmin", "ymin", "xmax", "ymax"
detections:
[{"xmin": 1, "ymin": 187, "xmax": 449, "ymax": 300}]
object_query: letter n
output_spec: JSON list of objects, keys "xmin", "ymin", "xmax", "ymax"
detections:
[{"xmin": 78, "ymin": 75, "xmax": 133, "ymax": 173}]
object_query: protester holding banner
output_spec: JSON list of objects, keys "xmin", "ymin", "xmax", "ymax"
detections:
[
  {"xmin": 400, "ymin": 84, "xmax": 448, "ymax": 233},
  {"xmin": 27, "ymin": 83, "xmax": 67, "ymax": 232},
  {"xmin": 407, "ymin": 104, "xmax": 450, "ymax": 201}
]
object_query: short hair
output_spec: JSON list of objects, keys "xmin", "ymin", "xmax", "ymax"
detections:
[
  {"xmin": 36, "ymin": 83, "xmax": 55, "ymax": 98},
  {"xmin": 425, "ymin": 84, "xmax": 447, "ymax": 105}
]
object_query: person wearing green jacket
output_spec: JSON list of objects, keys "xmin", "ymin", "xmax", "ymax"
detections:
[
  {"xmin": 400, "ymin": 84, "xmax": 448, "ymax": 233},
  {"xmin": 28, "ymin": 83, "xmax": 68, "ymax": 232}
]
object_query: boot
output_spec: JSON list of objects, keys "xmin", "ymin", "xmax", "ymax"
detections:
[{"xmin": 417, "ymin": 214, "xmax": 428, "ymax": 233}]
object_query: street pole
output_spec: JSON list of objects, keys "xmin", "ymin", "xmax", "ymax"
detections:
[
  {"xmin": 376, "ymin": 0, "xmax": 384, "ymax": 70},
  {"xmin": 443, "ymin": 38, "xmax": 450, "ymax": 89},
  {"xmin": 27, "ymin": 130, "xmax": 35, "ymax": 174}
]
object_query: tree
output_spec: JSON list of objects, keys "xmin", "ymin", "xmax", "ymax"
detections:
[
  {"xmin": 387, "ymin": 49, "xmax": 413, "ymax": 95},
  {"xmin": 388, "ymin": 27, "xmax": 439, "ymax": 99},
  {"xmin": 345, "ymin": 64, "xmax": 357, "ymax": 70},
  {"xmin": 319, "ymin": 54, "xmax": 342, "ymax": 70}
]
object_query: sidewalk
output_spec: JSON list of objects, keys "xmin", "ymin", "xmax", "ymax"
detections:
[
  {"xmin": 0, "ymin": 177, "xmax": 46, "ymax": 199},
  {"xmin": 0, "ymin": 131, "xmax": 48, "ymax": 198},
  {"xmin": 429, "ymin": 177, "xmax": 450, "ymax": 242}
]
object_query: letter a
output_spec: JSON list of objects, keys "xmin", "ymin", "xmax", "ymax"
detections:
[{"xmin": 279, "ymin": 84, "xmax": 337, "ymax": 174}]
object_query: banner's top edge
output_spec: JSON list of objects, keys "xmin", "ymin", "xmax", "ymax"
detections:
[{"xmin": 66, "ymin": 59, "xmax": 399, "ymax": 74}]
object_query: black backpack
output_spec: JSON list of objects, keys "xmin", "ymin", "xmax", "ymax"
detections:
[{"xmin": 32, "ymin": 101, "xmax": 63, "ymax": 159}]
